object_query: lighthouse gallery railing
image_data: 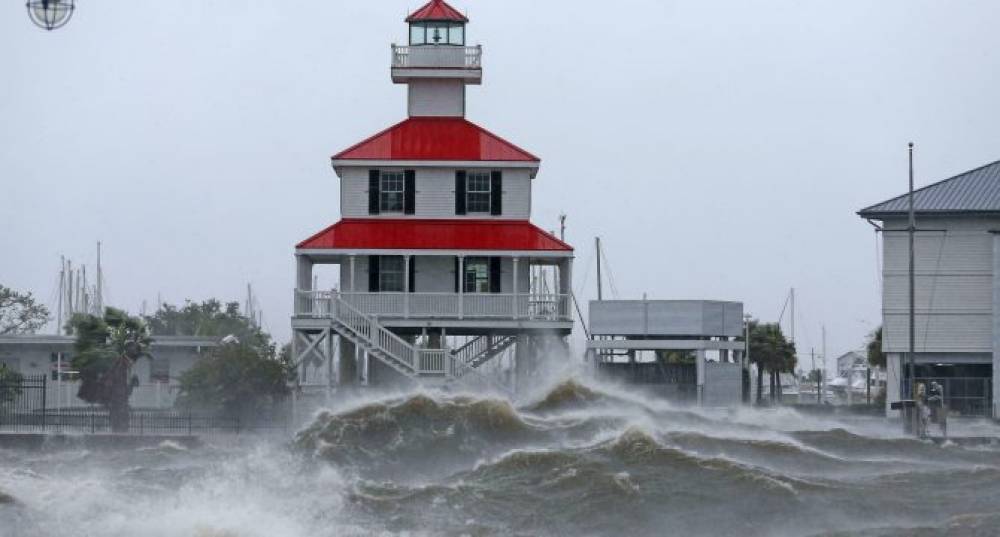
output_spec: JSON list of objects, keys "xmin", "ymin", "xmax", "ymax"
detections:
[{"xmin": 391, "ymin": 45, "xmax": 482, "ymax": 69}]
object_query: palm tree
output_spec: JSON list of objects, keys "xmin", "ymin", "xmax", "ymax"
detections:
[
  {"xmin": 70, "ymin": 308, "xmax": 152, "ymax": 432},
  {"xmin": 866, "ymin": 327, "xmax": 884, "ymax": 368},
  {"xmin": 748, "ymin": 321, "xmax": 796, "ymax": 404}
]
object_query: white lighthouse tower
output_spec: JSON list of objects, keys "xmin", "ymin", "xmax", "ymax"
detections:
[{"xmin": 291, "ymin": 0, "xmax": 574, "ymax": 392}]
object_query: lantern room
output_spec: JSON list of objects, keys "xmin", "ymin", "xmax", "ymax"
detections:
[{"xmin": 392, "ymin": 0, "xmax": 481, "ymax": 91}]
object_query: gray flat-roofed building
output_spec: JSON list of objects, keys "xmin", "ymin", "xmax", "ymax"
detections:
[
  {"xmin": 859, "ymin": 158, "xmax": 1000, "ymax": 418},
  {"xmin": 588, "ymin": 300, "xmax": 745, "ymax": 407},
  {"xmin": 590, "ymin": 300, "xmax": 744, "ymax": 338}
]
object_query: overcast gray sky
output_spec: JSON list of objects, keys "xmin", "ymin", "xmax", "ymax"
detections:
[{"xmin": 3, "ymin": 0, "xmax": 999, "ymax": 368}]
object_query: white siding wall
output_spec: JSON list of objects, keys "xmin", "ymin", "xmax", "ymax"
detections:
[
  {"xmin": 408, "ymin": 80, "xmax": 464, "ymax": 117},
  {"xmin": 338, "ymin": 255, "xmax": 532, "ymax": 294},
  {"xmin": 340, "ymin": 167, "xmax": 531, "ymax": 219},
  {"xmin": 416, "ymin": 256, "xmax": 455, "ymax": 292},
  {"xmin": 881, "ymin": 216, "xmax": 999, "ymax": 353}
]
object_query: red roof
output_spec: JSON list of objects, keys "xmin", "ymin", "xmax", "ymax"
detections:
[
  {"xmin": 297, "ymin": 219, "xmax": 572, "ymax": 251},
  {"xmin": 332, "ymin": 117, "xmax": 539, "ymax": 163},
  {"xmin": 406, "ymin": 0, "xmax": 468, "ymax": 23}
]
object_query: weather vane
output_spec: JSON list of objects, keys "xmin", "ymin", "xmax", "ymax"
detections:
[{"xmin": 26, "ymin": 0, "xmax": 75, "ymax": 31}]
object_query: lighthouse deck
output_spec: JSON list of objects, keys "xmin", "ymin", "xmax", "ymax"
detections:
[{"xmin": 293, "ymin": 290, "xmax": 572, "ymax": 334}]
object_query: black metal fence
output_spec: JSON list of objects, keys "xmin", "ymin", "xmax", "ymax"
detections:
[
  {"xmin": 0, "ymin": 374, "xmax": 290, "ymax": 436},
  {"xmin": 910, "ymin": 376, "xmax": 993, "ymax": 418}
]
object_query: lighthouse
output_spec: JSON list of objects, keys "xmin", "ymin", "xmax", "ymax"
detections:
[{"xmin": 291, "ymin": 0, "xmax": 574, "ymax": 391}]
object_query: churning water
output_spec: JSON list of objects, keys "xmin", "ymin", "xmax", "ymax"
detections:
[{"xmin": 3, "ymin": 377, "xmax": 1000, "ymax": 537}]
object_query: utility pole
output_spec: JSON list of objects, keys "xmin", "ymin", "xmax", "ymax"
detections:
[
  {"xmin": 811, "ymin": 348, "xmax": 820, "ymax": 404},
  {"xmin": 901, "ymin": 142, "xmax": 918, "ymax": 435},
  {"xmin": 744, "ymin": 313, "xmax": 752, "ymax": 404},
  {"xmin": 822, "ymin": 325, "xmax": 827, "ymax": 404},
  {"xmin": 595, "ymin": 237, "xmax": 603, "ymax": 301},
  {"xmin": 907, "ymin": 142, "xmax": 916, "ymax": 403},
  {"xmin": 790, "ymin": 288, "xmax": 795, "ymax": 344}
]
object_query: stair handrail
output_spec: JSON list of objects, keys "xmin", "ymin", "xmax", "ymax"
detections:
[
  {"xmin": 448, "ymin": 353, "xmax": 515, "ymax": 396},
  {"xmin": 450, "ymin": 335, "xmax": 494, "ymax": 365},
  {"xmin": 331, "ymin": 294, "xmax": 417, "ymax": 372}
]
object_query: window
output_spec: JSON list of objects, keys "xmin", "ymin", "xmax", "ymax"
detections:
[
  {"xmin": 448, "ymin": 24, "xmax": 464, "ymax": 45},
  {"xmin": 150, "ymin": 358, "xmax": 170, "ymax": 383},
  {"xmin": 426, "ymin": 23, "xmax": 448, "ymax": 44},
  {"xmin": 379, "ymin": 256, "xmax": 405, "ymax": 292},
  {"xmin": 380, "ymin": 171, "xmax": 404, "ymax": 213},
  {"xmin": 464, "ymin": 257, "xmax": 490, "ymax": 293},
  {"xmin": 410, "ymin": 24, "xmax": 425, "ymax": 45},
  {"xmin": 466, "ymin": 172, "xmax": 491, "ymax": 213},
  {"xmin": 410, "ymin": 23, "xmax": 465, "ymax": 46}
]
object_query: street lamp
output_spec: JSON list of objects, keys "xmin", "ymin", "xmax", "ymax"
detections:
[{"xmin": 26, "ymin": 0, "xmax": 75, "ymax": 31}]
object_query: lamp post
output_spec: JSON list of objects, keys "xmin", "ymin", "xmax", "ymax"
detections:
[
  {"xmin": 26, "ymin": 0, "xmax": 75, "ymax": 31},
  {"xmin": 744, "ymin": 313, "xmax": 752, "ymax": 404}
]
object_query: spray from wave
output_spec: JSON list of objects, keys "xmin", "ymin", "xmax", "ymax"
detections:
[{"xmin": 3, "ymin": 376, "xmax": 1000, "ymax": 536}]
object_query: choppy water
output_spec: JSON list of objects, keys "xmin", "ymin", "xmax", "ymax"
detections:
[{"xmin": 2, "ymin": 377, "xmax": 1000, "ymax": 537}]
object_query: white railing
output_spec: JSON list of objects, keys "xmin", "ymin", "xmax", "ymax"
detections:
[
  {"xmin": 330, "ymin": 295, "xmax": 417, "ymax": 372},
  {"xmin": 296, "ymin": 290, "xmax": 571, "ymax": 322},
  {"xmin": 391, "ymin": 45, "xmax": 482, "ymax": 69},
  {"xmin": 342, "ymin": 293, "xmax": 405, "ymax": 317},
  {"xmin": 418, "ymin": 349, "xmax": 448, "ymax": 375},
  {"xmin": 295, "ymin": 289, "xmax": 335, "ymax": 317},
  {"xmin": 410, "ymin": 293, "xmax": 460, "ymax": 317}
]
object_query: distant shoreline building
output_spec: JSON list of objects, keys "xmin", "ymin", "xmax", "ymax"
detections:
[
  {"xmin": 0, "ymin": 334, "xmax": 217, "ymax": 409},
  {"xmin": 291, "ymin": 0, "xmax": 574, "ymax": 391},
  {"xmin": 858, "ymin": 158, "xmax": 1000, "ymax": 418}
]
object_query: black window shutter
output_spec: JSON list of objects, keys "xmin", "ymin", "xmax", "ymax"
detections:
[
  {"xmin": 490, "ymin": 171, "xmax": 502, "ymax": 216},
  {"xmin": 408, "ymin": 257, "xmax": 416, "ymax": 293},
  {"xmin": 404, "ymin": 170, "xmax": 416, "ymax": 215},
  {"xmin": 368, "ymin": 256, "xmax": 380, "ymax": 292},
  {"xmin": 368, "ymin": 170, "xmax": 380, "ymax": 215},
  {"xmin": 489, "ymin": 257, "xmax": 502, "ymax": 293},
  {"xmin": 454, "ymin": 257, "xmax": 460, "ymax": 293},
  {"xmin": 455, "ymin": 171, "xmax": 467, "ymax": 215}
]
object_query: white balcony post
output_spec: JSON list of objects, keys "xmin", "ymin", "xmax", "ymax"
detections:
[
  {"xmin": 458, "ymin": 256, "xmax": 464, "ymax": 320},
  {"xmin": 404, "ymin": 255, "xmax": 411, "ymax": 319},
  {"xmin": 512, "ymin": 257, "xmax": 520, "ymax": 319},
  {"xmin": 560, "ymin": 258, "xmax": 573, "ymax": 320},
  {"xmin": 348, "ymin": 255, "xmax": 356, "ymax": 293}
]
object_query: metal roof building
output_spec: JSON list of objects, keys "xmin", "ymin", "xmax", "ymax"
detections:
[
  {"xmin": 857, "ymin": 157, "xmax": 1000, "ymax": 419},
  {"xmin": 858, "ymin": 159, "xmax": 1000, "ymax": 217}
]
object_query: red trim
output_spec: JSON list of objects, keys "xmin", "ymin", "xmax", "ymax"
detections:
[
  {"xmin": 406, "ymin": 0, "xmax": 468, "ymax": 22},
  {"xmin": 297, "ymin": 219, "xmax": 573, "ymax": 251},
  {"xmin": 332, "ymin": 117, "xmax": 540, "ymax": 162}
]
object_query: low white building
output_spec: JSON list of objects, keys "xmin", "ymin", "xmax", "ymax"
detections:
[
  {"xmin": 0, "ymin": 334, "xmax": 217, "ymax": 410},
  {"xmin": 835, "ymin": 351, "xmax": 867, "ymax": 376},
  {"xmin": 858, "ymin": 158, "xmax": 1000, "ymax": 417}
]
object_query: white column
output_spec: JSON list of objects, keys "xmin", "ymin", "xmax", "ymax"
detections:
[
  {"xmin": 349, "ymin": 255, "xmax": 356, "ymax": 293},
  {"xmin": 404, "ymin": 255, "xmax": 411, "ymax": 319},
  {"xmin": 296, "ymin": 255, "xmax": 313, "ymax": 315},
  {"xmin": 560, "ymin": 258, "xmax": 573, "ymax": 320},
  {"xmin": 696, "ymin": 349, "xmax": 706, "ymax": 406},
  {"xmin": 458, "ymin": 255, "xmax": 465, "ymax": 320},
  {"xmin": 512, "ymin": 257, "xmax": 520, "ymax": 319}
]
